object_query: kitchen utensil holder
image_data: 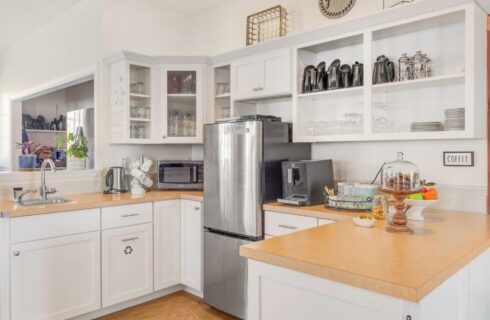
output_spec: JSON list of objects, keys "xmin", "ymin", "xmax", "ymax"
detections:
[{"xmin": 246, "ymin": 5, "xmax": 287, "ymax": 46}]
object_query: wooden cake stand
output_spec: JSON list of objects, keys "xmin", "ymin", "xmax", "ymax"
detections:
[{"xmin": 380, "ymin": 188, "xmax": 420, "ymax": 234}]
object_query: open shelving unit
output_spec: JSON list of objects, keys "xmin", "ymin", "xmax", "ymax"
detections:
[
  {"xmin": 213, "ymin": 64, "xmax": 231, "ymax": 120},
  {"xmin": 292, "ymin": 4, "xmax": 486, "ymax": 142}
]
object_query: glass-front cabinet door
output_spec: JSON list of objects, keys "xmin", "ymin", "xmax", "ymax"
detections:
[
  {"xmin": 128, "ymin": 63, "xmax": 153, "ymax": 143},
  {"xmin": 160, "ymin": 65, "xmax": 203, "ymax": 143}
]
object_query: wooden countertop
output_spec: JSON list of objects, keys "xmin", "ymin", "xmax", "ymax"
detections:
[
  {"xmin": 241, "ymin": 207, "xmax": 490, "ymax": 302},
  {"xmin": 0, "ymin": 191, "xmax": 203, "ymax": 218}
]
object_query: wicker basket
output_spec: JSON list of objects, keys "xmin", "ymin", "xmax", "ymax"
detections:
[{"xmin": 246, "ymin": 5, "xmax": 287, "ymax": 46}]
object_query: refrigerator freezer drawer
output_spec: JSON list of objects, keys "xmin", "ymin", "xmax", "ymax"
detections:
[{"xmin": 203, "ymin": 230, "xmax": 252, "ymax": 319}]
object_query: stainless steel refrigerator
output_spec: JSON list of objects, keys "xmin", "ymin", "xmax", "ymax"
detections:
[{"xmin": 203, "ymin": 116, "xmax": 310, "ymax": 319}]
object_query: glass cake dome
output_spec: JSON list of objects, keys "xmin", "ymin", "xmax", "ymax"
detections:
[{"xmin": 381, "ymin": 152, "xmax": 421, "ymax": 194}]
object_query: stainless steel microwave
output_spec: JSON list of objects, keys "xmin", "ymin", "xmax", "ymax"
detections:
[{"xmin": 157, "ymin": 161, "xmax": 203, "ymax": 190}]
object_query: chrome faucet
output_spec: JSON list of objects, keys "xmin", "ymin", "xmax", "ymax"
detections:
[
  {"xmin": 16, "ymin": 159, "xmax": 57, "ymax": 204},
  {"xmin": 39, "ymin": 159, "xmax": 57, "ymax": 200}
]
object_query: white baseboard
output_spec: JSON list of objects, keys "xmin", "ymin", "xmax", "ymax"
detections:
[
  {"xmin": 69, "ymin": 285, "xmax": 192, "ymax": 320},
  {"xmin": 183, "ymin": 286, "xmax": 203, "ymax": 299}
]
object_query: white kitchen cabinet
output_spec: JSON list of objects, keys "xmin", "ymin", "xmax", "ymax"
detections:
[
  {"xmin": 260, "ymin": 49, "xmax": 292, "ymax": 98},
  {"xmin": 109, "ymin": 59, "xmax": 155, "ymax": 144},
  {"xmin": 232, "ymin": 57, "xmax": 260, "ymax": 100},
  {"xmin": 248, "ymin": 249, "xmax": 490, "ymax": 320},
  {"xmin": 154, "ymin": 200, "xmax": 181, "ymax": 291},
  {"xmin": 107, "ymin": 52, "xmax": 204, "ymax": 144},
  {"xmin": 265, "ymin": 211, "xmax": 317, "ymax": 237},
  {"xmin": 231, "ymin": 48, "xmax": 291, "ymax": 101},
  {"xmin": 102, "ymin": 223, "xmax": 153, "ymax": 307},
  {"xmin": 157, "ymin": 64, "xmax": 204, "ymax": 144},
  {"xmin": 10, "ymin": 231, "xmax": 101, "ymax": 320},
  {"xmin": 181, "ymin": 200, "xmax": 202, "ymax": 291}
]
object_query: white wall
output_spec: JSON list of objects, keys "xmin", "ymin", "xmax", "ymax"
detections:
[
  {"xmin": 0, "ymin": 0, "xmax": 195, "ymax": 197},
  {"xmin": 100, "ymin": 0, "xmax": 191, "ymax": 57},
  {"xmin": 190, "ymin": 0, "xmax": 425, "ymax": 55},
  {"xmin": 0, "ymin": 0, "xmax": 100, "ymax": 95},
  {"xmin": 98, "ymin": 0, "xmax": 195, "ymax": 170}
]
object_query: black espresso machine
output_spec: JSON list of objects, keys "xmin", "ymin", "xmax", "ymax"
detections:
[{"xmin": 278, "ymin": 159, "xmax": 334, "ymax": 206}]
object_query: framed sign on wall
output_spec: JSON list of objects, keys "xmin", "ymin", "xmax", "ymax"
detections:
[{"xmin": 443, "ymin": 152, "xmax": 474, "ymax": 167}]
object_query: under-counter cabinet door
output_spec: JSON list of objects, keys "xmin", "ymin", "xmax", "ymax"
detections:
[
  {"xmin": 154, "ymin": 200, "xmax": 181, "ymax": 291},
  {"xmin": 259, "ymin": 49, "xmax": 291, "ymax": 98},
  {"xmin": 231, "ymin": 57, "xmax": 260, "ymax": 100},
  {"xmin": 159, "ymin": 64, "xmax": 204, "ymax": 144},
  {"xmin": 102, "ymin": 223, "xmax": 153, "ymax": 307},
  {"xmin": 181, "ymin": 200, "xmax": 202, "ymax": 291},
  {"xmin": 10, "ymin": 231, "xmax": 101, "ymax": 320}
]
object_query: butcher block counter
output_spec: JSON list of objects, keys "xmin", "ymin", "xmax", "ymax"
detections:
[
  {"xmin": 241, "ymin": 205, "xmax": 490, "ymax": 319},
  {"xmin": 0, "ymin": 190, "xmax": 203, "ymax": 218}
]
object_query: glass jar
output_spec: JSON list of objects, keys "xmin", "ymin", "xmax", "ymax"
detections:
[
  {"xmin": 381, "ymin": 152, "xmax": 421, "ymax": 193},
  {"xmin": 413, "ymin": 51, "xmax": 425, "ymax": 80},
  {"xmin": 371, "ymin": 194, "xmax": 387, "ymax": 220},
  {"xmin": 398, "ymin": 53, "xmax": 413, "ymax": 81}
]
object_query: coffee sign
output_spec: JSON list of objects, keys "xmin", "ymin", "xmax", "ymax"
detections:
[{"xmin": 443, "ymin": 152, "xmax": 474, "ymax": 167}]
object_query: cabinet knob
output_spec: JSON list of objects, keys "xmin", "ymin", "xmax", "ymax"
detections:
[
  {"xmin": 12, "ymin": 251, "xmax": 20, "ymax": 256},
  {"xmin": 258, "ymin": 87, "xmax": 263, "ymax": 91},
  {"xmin": 162, "ymin": 135, "xmax": 166, "ymax": 138},
  {"xmin": 253, "ymin": 88, "xmax": 258, "ymax": 92},
  {"xmin": 194, "ymin": 206, "xmax": 200, "ymax": 211}
]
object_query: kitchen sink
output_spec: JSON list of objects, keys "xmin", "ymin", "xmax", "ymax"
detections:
[{"xmin": 19, "ymin": 197, "xmax": 73, "ymax": 206}]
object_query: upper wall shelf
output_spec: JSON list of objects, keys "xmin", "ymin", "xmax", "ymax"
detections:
[
  {"xmin": 129, "ymin": 93, "xmax": 151, "ymax": 98},
  {"xmin": 298, "ymin": 86, "xmax": 363, "ymax": 100},
  {"xmin": 291, "ymin": 4, "xmax": 486, "ymax": 143},
  {"xmin": 372, "ymin": 73, "xmax": 465, "ymax": 92}
]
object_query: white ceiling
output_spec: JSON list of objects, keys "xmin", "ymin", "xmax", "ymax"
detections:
[
  {"xmin": 145, "ymin": 0, "xmax": 232, "ymax": 15},
  {"xmin": 0, "ymin": 0, "xmax": 83, "ymax": 51}
]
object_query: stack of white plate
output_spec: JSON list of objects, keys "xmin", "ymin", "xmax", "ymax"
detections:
[
  {"xmin": 411, "ymin": 122, "xmax": 444, "ymax": 132},
  {"xmin": 444, "ymin": 108, "xmax": 465, "ymax": 131}
]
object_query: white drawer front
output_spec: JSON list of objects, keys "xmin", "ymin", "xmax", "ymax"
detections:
[
  {"xmin": 11, "ymin": 209, "xmax": 100, "ymax": 243},
  {"xmin": 265, "ymin": 211, "xmax": 317, "ymax": 237},
  {"xmin": 318, "ymin": 219, "xmax": 335, "ymax": 226},
  {"xmin": 101, "ymin": 203, "xmax": 153, "ymax": 230}
]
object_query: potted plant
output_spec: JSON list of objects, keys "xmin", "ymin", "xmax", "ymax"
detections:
[
  {"xmin": 56, "ymin": 132, "xmax": 89, "ymax": 170},
  {"xmin": 15, "ymin": 141, "xmax": 41, "ymax": 171}
]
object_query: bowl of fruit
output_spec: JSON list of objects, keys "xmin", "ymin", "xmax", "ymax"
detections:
[
  {"xmin": 353, "ymin": 214, "xmax": 376, "ymax": 228},
  {"xmin": 405, "ymin": 180, "xmax": 438, "ymax": 221}
]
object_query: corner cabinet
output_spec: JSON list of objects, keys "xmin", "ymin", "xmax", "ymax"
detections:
[
  {"xmin": 157, "ymin": 65, "xmax": 204, "ymax": 144},
  {"xmin": 107, "ymin": 52, "xmax": 204, "ymax": 144},
  {"xmin": 109, "ymin": 60, "xmax": 155, "ymax": 144}
]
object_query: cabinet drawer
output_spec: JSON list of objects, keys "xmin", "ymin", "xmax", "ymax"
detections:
[
  {"xmin": 101, "ymin": 203, "xmax": 153, "ymax": 229},
  {"xmin": 265, "ymin": 211, "xmax": 317, "ymax": 237},
  {"xmin": 318, "ymin": 219, "xmax": 335, "ymax": 226},
  {"xmin": 11, "ymin": 209, "xmax": 100, "ymax": 243}
]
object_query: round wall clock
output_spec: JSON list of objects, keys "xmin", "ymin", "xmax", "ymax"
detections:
[{"xmin": 319, "ymin": 0, "xmax": 357, "ymax": 19}]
